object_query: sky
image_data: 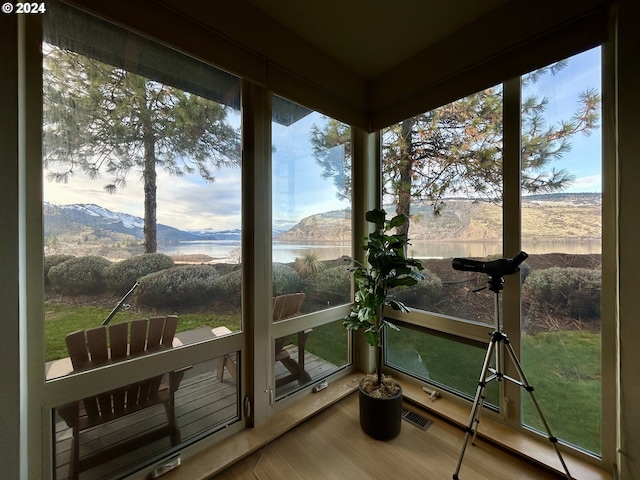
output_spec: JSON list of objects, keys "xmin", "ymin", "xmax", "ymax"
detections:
[
  {"xmin": 43, "ymin": 109, "xmax": 347, "ymax": 231},
  {"xmin": 522, "ymin": 46, "xmax": 602, "ymax": 193},
  {"xmin": 43, "ymin": 47, "xmax": 602, "ymax": 232}
]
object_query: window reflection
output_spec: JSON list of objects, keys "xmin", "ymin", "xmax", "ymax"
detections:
[{"xmin": 271, "ymin": 96, "xmax": 352, "ymax": 313}]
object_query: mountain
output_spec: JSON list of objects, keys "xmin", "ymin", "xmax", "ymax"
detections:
[
  {"xmin": 276, "ymin": 193, "xmax": 602, "ymax": 242},
  {"xmin": 44, "ymin": 203, "xmax": 201, "ymax": 243},
  {"xmin": 43, "ymin": 193, "xmax": 602, "ymax": 256}
]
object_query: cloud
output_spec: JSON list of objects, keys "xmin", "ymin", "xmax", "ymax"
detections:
[
  {"xmin": 566, "ymin": 175, "xmax": 602, "ymax": 193},
  {"xmin": 44, "ymin": 165, "xmax": 243, "ymax": 231}
]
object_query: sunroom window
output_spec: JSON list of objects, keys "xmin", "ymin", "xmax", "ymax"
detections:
[
  {"xmin": 271, "ymin": 96, "xmax": 351, "ymax": 399},
  {"xmin": 43, "ymin": 2, "xmax": 243, "ymax": 477},
  {"xmin": 383, "ymin": 46, "xmax": 603, "ymax": 456}
]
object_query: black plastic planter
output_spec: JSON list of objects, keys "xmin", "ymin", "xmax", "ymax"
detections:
[{"xmin": 358, "ymin": 380, "xmax": 403, "ymax": 440}]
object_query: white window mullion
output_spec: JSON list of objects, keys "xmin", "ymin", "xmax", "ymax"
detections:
[{"xmin": 242, "ymin": 81, "xmax": 273, "ymax": 424}]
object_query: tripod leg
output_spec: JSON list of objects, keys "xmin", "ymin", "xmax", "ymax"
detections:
[
  {"xmin": 453, "ymin": 339, "xmax": 496, "ymax": 480},
  {"xmin": 503, "ymin": 341, "xmax": 574, "ymax": 480}
]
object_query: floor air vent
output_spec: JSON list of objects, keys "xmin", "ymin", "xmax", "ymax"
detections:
[{"xmin": 401, "ymin": 408, "xmax": 432, "ymax": 430}]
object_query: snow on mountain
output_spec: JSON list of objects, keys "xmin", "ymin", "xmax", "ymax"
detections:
[{"xmin": 63, "ymin": 203, "xmax": 145, "ymax": 230}]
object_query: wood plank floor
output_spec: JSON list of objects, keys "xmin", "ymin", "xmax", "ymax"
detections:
[{"xmin": 212, "ymin": 393, "xmax": 565, "ymax": 480}]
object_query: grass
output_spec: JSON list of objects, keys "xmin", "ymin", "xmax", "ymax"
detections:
[
  {"xmin": 45, "ymin": 303, "xmax": 600, "ymax": 455},
  {"xmin": 521, "ymin": 331, "xmax": 601, "ymax": 454},
  {"xmin": 45, "ymin": 303, "xmax": 240, "ymax": 362},
  {"xmin": 387, "ymin": 326, "xmax": 601, "ymax": 456}
]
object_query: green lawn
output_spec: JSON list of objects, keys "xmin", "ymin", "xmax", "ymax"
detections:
[
  {"xmin": 45, "ymin": 303, "xmax": 240, "ymax": 362},
  {"xmin": 45, "ymin": 304, "xmax": 600, "ymax": 454},
  {"xmin": 386, "ymin": 326, "xmax": 601, "ymax": 455},
  {"xmin": 521, "ymin": 331, "xmax": 601, "ymax": 454}
]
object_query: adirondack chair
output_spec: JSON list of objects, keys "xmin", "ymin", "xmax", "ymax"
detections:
[
  {"xmin": 58, "ymin": 316, "xmax": 185, "ymax": 480},
  {"xmin": 273, "ymin": 293, "xmax": 312, "ymax": 388}
]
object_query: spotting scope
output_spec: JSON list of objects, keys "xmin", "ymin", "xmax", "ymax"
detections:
[{"xmin": 451, "ymin": 251, "xmax": 528, "ymax": 278}]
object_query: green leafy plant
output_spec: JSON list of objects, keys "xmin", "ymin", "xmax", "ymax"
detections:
[{"xmin": 344, "ymin": 209, "xmax": 424, "ymax": 387}]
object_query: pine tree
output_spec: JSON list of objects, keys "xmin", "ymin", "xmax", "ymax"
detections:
[
  {"xmin": 311, "ymin": 62, "xmax": 600, "ymax": 237},
  {"xmin": 43, "ymin": 45, "xmax": 241, "ymax": 253}
]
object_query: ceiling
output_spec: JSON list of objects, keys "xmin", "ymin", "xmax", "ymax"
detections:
[
  {"xmin": 164, "ymin": 0, "xmax": 511, "ymax": 80},
  {"xmin": 242, "ymin": 0, "xmax": 509, "ymax": 79}
]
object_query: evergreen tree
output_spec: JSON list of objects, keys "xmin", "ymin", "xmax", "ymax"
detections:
[
  {"xmin": 311, "ymin": 63, "xmax": 600, "ymax": 236},
  {"xmin": 43, "ymin": 45, "xmax": 241, "ymax": 253}
]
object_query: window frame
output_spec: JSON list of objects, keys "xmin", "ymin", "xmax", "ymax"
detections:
[
  {"xmin": 382, "ymin": 48, "xmax": 615, "ymax": 469},
  {"xmin": 37, "ymin": 12, "xmax": 249, "ymax": 479}
]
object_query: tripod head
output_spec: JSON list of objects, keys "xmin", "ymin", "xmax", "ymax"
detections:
[{"xmin": 452, "ymin": 251, "xmax": 528, "ymax": 293}]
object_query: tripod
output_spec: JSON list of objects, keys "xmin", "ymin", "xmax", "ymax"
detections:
[{"xmin": 452, "ymin": 272, "xmax": 573, "ymax": 480}]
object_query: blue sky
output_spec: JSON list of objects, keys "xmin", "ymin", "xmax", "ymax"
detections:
[
  {"xmin": 44, "ymin": 109, "xmax": 346, "ymax": 231},
  {"xmin": 44, "ymin": 46, "xmax": 602, "ymax": 231},
  {"xmin": 522, "ymin": 46, "xmax": 602, "ymax": 193}
]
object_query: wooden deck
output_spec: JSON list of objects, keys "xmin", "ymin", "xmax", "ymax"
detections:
[
  {"xmin": 275, "ymin": 345, "xmax": 343, "ymax": 398},
  {"xmin": 52, "ymin": 344, "xmax": 339, "ymax": 479}
]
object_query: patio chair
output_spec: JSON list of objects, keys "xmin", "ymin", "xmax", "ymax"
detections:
[
  {"xmin": 273, "ymin": 293, "xmax": 312, "ymax": 388},
  {"xmin": 58, "ymin": 316, "xmax": 185, "ymax": 480}
]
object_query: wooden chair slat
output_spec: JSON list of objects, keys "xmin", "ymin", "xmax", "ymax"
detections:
[
  {"xmin": 86, "ymin": 327, "xmax": 109, "ymax": 364},
  {"xmin": 162, "ymin": 315, "xmax": 179, "ymax": 347},
  {"xmin": 85, "ymin": 327, "xmax": 113, "ymax": 416},
  {"xmin": 130, "ymin": 319, "xmax": 148, "ymax": 355},
  {"xmin": 147, "ymin": 317, "xmax": 165, "ymax": 350},
  {"xmin": 109, "ymin": 323, "xmax": 129, "ymax": 412},
  {"xmin": 109, "ymin": 323, "xmax": 128, "ymax": 360},
  {"xmin": 80, "ymin": 396, "xmax": 99, "ymax": 419},
  {"xmin": 66, "ymin": 331, "xmax": 89, "ymax": 371}
]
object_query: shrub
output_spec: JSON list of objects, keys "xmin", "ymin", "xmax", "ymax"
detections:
[
  {"xmin": 48, "ymin": 256, "xmax": 111, "ymax": 295},
  {"xmin": 213, "ymin": 268, "xmax": 242, "ymax": 306},
  {"xmin": 272, "ymin": 263, "xmax": 300, "ymax": 295},
  {"xmin": 392, "ymin": 269, "xmax": 443, "ymax": 310},
  {"xmin": 523, "ymin": 266, "xmax": 601, "ymax": 320},
  {"xmin": 293, "ymin": 251, "xmax": 324, "ymax": 277},
  {"xmin": 305, "ymin": 266, "xmax": 351, "ymax": 303},
  {"xmin": 104, "ymin": 253, "xmax": 174, "ymax": 293},
  {"xmin": 136, "ymin": 264, "xmax": 221, "ymax": 308},
  {"xmin": 44, "ymin": 254, "xmax": 75, "ymax": 285}
]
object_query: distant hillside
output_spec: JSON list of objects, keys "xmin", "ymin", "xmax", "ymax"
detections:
[
  {"xmin": 276, "ymin": 193, "xmax": 602, "ymax": 242},
  {"xmin": 44, "ymin": 203, "xmax": 201, "ymax": 242},
  {"xmin": 43, "ymin": 193, "xmax": 601, "ymax": 258},
  {"xmin": 43, "ymin": 203, "xmax": 243, "ymax": 258}
]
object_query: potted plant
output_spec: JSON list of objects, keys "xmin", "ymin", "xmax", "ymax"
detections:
[{"xmin": 344, "ymin": 208, "xmax": 424, "ymax": 440}]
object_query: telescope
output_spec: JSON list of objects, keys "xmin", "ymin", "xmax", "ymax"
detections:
[
  {"xmin": 450, "ymin": 248, "xmax": 573, "ymax": 480},
  {"xmin": 452, "ymin": 251, "xmax": 528, "ymax": 278}
]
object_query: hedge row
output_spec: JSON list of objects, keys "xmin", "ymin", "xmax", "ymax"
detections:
[
  {"xmin": 522, "ymin": 266, "xmax": 601, "ymax": 320},
  {"xmin": 44, "ymin": 255, "xmax": 601, "ymax": 319}
]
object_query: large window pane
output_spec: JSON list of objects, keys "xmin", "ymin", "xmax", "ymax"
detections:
[
  {"xmin": 43, "ymin": 2, "xmax": 243, "ymax": 477},
  {"xmin": 520, "ymin": 47, "xmax": 602, "ymax": 455},
  {"xmin": 381, "ymin": 86, "xmax": 504, "ymax": 322},
  {"xmin": 271, "ymin": 97, "xmax": 351, "ymax": 399},
  {"xmin": 386, "ymin": 325, "xmax": 499, "ymax": 407},
  {"xmin": 43, "ymin": 2, "xmax": 242, "ymax": 370},
  {"xmin": 271, "ymin": 97, "xmax": 352, "ymax": 313},
  {"xmin": 52, "ymin": 356, "xmax": 239, "ymax": 480}
]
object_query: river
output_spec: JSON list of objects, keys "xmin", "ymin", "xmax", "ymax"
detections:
[{"xmin": 158, "ymin": 239, "xmax": 601, "ymax": 264}]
